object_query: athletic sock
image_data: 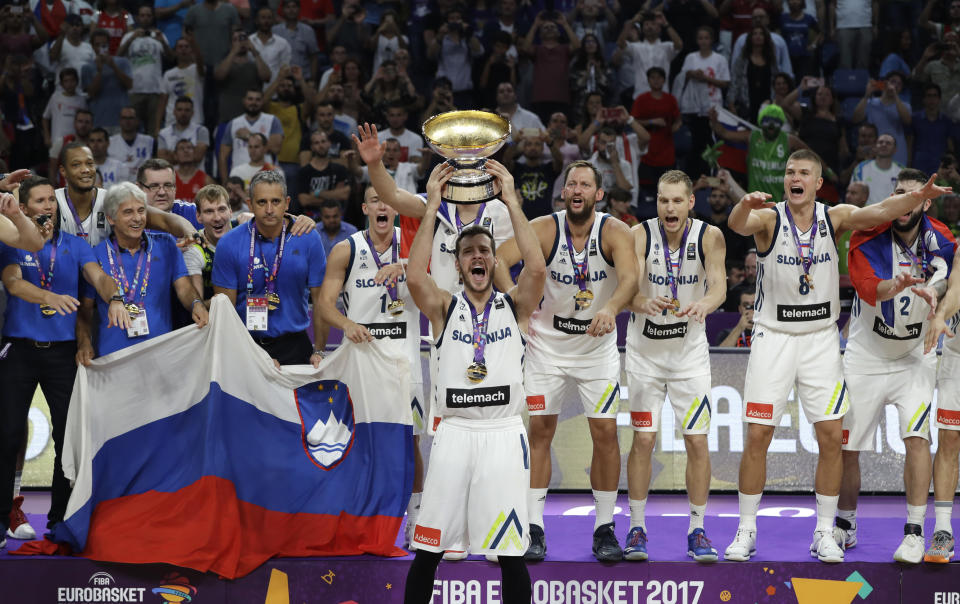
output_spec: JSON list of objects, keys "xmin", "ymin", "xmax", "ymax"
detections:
[
  {"xmin": 13, "ymin": 471, "xmax": 21, "ymax": 498},
  {"xmin": 593, "ymin": 490, "xmax": 617, "ymax": 529},
  {"xmin": 816, "ymin": 493, "xmax": 839, "ymax": 532},
  {"xmin": 907, "ymin": 503, "xmax": 927, "ymax": 529},
  {"xmin": 629, "ymin": 498, "xmax": 647, "ymax": 530},
  {"xmin": 689, "ymin": 502, "xmax": 706, "ymax": 533},
  {"xmin": 934, "ymin": 501, "xmax": 954, "ymax": 535},
  {"xmin": 738, "ymin": 492, "xmax": 761, "ymax": 531},
  {"xmin": 838, "ymin": 508, "xmax": 857, "ymax": 528},
  {"xmin": 528, "ymin": 488, "xmax": 548, "ymax": 529}
]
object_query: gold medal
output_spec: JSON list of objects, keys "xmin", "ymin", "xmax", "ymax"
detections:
[
  {"xmin": 125, "ymin": 303, "xmax": 142, "ymax": 317},
  {"xmin": 804, "ymin": 274, "xmax": 814, "ymax": 290},
  {"xmin": 39, "ymin": 304, "xmax": 57, "ymax": 317},
  {"xmin": 387, "ymin": 298, "xmax": 405, "ymax": 316},
  {"xmin": 670, "ymin": 298, "xmax": 681, "ymax": 315},
  {"xmin": 466, "ymin": 362, "xmax": 488, "ymax": 384},
  {"xmin": 267, "ymin": 291, "xmax": 281, "ymax": 310},
  {"xmin": 574, "ymin": 289, "xmax": 594, "ymax": 310}
]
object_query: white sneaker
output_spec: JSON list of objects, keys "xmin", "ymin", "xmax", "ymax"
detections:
[
  {"xmin": 724, "ymin": 528, "xmax": 756, "ymax": 561},
  {"xmin": 893, "ymin": 524, "xmax": 924, "ymax": 564},
  {"xmin": 0, "ymin": 537, "xmax": 6, "ymax": 549},
  {"xmin": 7, "ymin": 496, "xmax": 36, "ymax": 540},
  {"xmin": 835, "ymin": 517, "xmax": 857, "ymax": 549},
  {"xmin": 810, "ymin": 529, "xmax": 844, "ymax": 563},
  {"xmin": 484, "ymin": 554, "xmax": 498, "ymax": 563},
  {"xmin": 442, "ymin": 550, "xmax": 468, "ymax": 561}
]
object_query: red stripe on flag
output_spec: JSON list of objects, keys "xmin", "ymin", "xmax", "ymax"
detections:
[{"xmin": 81, "ymin": 475, "xmax": 406, "ymax": 578}]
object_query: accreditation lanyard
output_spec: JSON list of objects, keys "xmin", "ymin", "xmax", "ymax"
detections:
[
  {"xmin": 35, "ymin": 233, "xmax": 61, "ymax": 291},
  {"xmin": 106, "ymin": 235, "xmax": 151, "ymax": 305},
  {"xmin": 246, "ymin": 220, "xmax": 287, "ymax": 298}
]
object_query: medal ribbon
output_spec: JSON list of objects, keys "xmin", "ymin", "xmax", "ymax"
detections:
[
  {"xmin": 63, "ymin": 189, "xmax": 88, "ymax": 238},
  {"xmin": 564, "ymin": 218, "xmax": 590, "ymax": 294},
  {"xmin": 35, "ymin": 233, "xmax": 60, "ymax": 291},
  {"xmin": 784, "ymin": 204, "xmax": 816, "ymax": 281},
  {"xmin": 106, "ymin": 235, "xmax": 151, "ymax": 305},
  {"xmin": 455, "ymin": 203, "xmax": 486, "ymax": 232},
  {"xmin": 364, "ymin": 229, "xmax": 399, "ymax": 302},
  {"xmin": 658, "ymin": 218, "xmax": 690, "ymax": 303},
  {"xmin": 246, "ymin": 220, "xmax": 287, "ymax": 297},
  {"xmin": 468, "ymin": 291, "xmax": 496, "ymax": 366},
  {"xmin": 894, "ymin": 229, "xmax": 929, "ymax": 277}
]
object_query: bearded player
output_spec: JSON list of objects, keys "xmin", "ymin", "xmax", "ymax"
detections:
[
  {"xmin": 402, "ymin": 160, "xmax": 544, "ymax": 604},
  {"xmin": 494, "ymin": 159, "xmax": 638, "ymax": 561}
]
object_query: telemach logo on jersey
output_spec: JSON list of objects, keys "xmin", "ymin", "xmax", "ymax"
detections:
[
  {"xmin": 642, "ymin": 319, "xmax": 687, "ymax": 339},
  {"xmin": 447, "ymin": 386, "xmax": 510, "ymax": 408},
  {"xmin": 362, "ymin": 322, "xmax": 407, "ymax": 339},
  {"xmin": 553, "ymin": 315, "xmax": 592, "ymax": 334},
  {"xmin": 777, "ymin": 302, "xmax": 830, "ymax": 321},
  {"xmin": 872, "ymin": 317, "xmax": 921, "ymax": 341}
]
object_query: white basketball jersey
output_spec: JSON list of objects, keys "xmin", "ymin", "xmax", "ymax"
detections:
[
  {"xmin": 435, "ymin": 291, "xmax": 525, "ymax": 420},
  {"xmin": 55, "ymin": 187, "xmax": 110, "ymax": 246},
  {"xmin": 754, "ymin": 202, "xmax": 839, "ymax": 334},
  {"xmin": 428, "ymin": 198, "xmax": 515, "ymax": 292},
  {"xmin": 526, "ymin": 211, "xmax": 620, "ymax": 367},
  {"xmin": 625, "ymin": 218, "xmax": 710, "ymax": 378},
  {"xmin": 228, "ymin": 113, "xmax": 277, "ymax": 169},
  {"xmin": 846, "ymin": 231, "xmax": 949, "ymax": 373},
  {"xmin": 342, "ymin": 228, "xmax": 421, "ymax": 380}
]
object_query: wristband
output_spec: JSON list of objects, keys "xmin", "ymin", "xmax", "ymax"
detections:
[
  {"xmin": 625, "ymin": 117, "xmax": 635, "ymax": 126},
  {"xmin": 312, "ymin": 349, "xmax": 326, "ymax": 358},
  {"xmin": 191, "ymin": 298, "xmax": 203, "ymax": 308}
]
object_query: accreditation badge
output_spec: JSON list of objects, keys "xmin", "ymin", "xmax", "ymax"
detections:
[
  {"xmin": 126, "ymin": 305, "xmax": 150, "ymax": 337},
  {"xmin": 246, "ymin": 297, "xmax": 269, "ymax": 331}
]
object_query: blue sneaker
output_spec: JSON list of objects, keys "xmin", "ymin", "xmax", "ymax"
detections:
[
  {"xmin": 687, "ymin": 528, "xmax": 718, "ymax": 562},
  {"xmin": 623, "ymin": 526, "xmax": 648, "ymax": 561}
]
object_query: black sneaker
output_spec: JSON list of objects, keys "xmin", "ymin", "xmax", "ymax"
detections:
[
  {"xmin": 524, "ymin": 524, "xmax": 546, "ymax": 561},
  {"xmin": 592, "ymin": 522, "xmax": 623, "ymax": 561}
]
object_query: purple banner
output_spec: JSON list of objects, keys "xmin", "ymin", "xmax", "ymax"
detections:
[{"xmin": 1, "ymin": 556, "xmax": 955, "ymax": 603}]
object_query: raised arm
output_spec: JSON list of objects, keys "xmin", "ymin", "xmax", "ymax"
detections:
[
  {"xmin": 925, "ymin": 251, "xmax": 960, "ymax": 353},
  {"xmin": 0, "ymin": 193, "xmax": 46, "ymax": 252},
  {"xmin": 353, "ymin": 122, "xmax": 427, "ymax": 218},
  {"xmin": 484, "ymin": 160, "xmax": 544, "ymax": 327},
  {"xmin": 407, "ymin": 163, "xmax": 455, "ymax": 333},
  {"xmin": 830, "ymin": 174, "xmax": 951, "ymax": 235},
  {"xmin": 728, "ymin": 191, "xmax": 777, "ymax": 237}
]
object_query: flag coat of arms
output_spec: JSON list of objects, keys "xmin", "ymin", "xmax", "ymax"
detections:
[{"xmin": 52, "ymin": 295, "xmax": 414, "ymax": 578}]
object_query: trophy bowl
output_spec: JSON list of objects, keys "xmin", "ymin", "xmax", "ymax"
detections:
[{"xmin": 422, "ymin": 110, "xmax": 511, "ymax": 204}]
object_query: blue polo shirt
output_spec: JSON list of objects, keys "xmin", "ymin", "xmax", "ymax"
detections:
[
  {"xmin": 172, "ymin": 200, "xmax": 201, "ymax": 229},
  {"xmin": 83, "ymin": 232, "xmax": 189, "ymax": 356},
  {"xmin": 0, "ymin": 233, "xmax": 97, "ymax": 342},
  {"xmin": 211, "ymin": 220, "xmax": 326, "ymax": 338}
]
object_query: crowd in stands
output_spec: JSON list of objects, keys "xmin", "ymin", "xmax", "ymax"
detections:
[{"xmin": 4, "ymin": 0, "xmax": 960, "ymax": 347}]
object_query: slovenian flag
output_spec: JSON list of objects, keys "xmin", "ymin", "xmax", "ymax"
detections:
[
  {"xmin": 50, "ymin": 295, "xmax": 414, "ymax": 578},
  {"xmin": 848, "ymin": 216, "xmax": 956, "ymax": 325},
  {"xmin": 714, "ymin": 107, "xmax": 755, "ymax": 176}
]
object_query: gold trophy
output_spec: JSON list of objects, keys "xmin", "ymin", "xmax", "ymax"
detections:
[{"xmin": 422, "ymin": 110, "xmax": 511, "ymax": 204}]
